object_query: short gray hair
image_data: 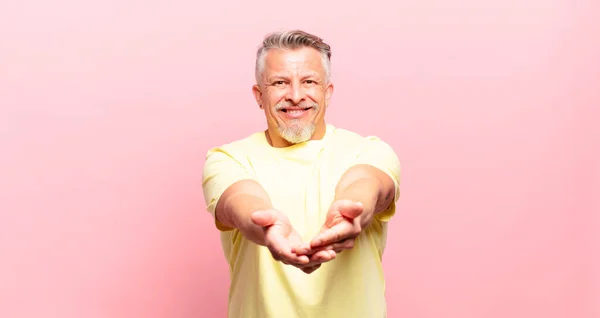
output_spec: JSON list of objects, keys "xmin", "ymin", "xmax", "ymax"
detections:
[{"xmin": 255, "ymin": 30, "xmax": 332, "ymax": 85}]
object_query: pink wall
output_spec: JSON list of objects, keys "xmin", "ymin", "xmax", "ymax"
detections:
[{"xmin": 1, "ymin": 1, "xmax": 598, "ymax": 317}]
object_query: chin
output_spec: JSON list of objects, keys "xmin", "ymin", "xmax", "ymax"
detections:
[{"xmin": 278, "ymin": 123, "xmax": 316, "ymax": 144}]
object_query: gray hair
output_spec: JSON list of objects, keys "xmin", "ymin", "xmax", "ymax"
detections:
[{"xmin": 255, "ymin": 30, "xmax": 332, "ymax": 85}]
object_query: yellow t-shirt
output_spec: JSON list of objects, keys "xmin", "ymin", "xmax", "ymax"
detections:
[{"xmin": 202, "ymin": 124, "xmax": 401, "ymax": 318}]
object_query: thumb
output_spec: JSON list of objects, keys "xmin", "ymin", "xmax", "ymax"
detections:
[
  {"xmin": 251, "ymin": 210, "xmax": 276, "ymax": 227},
  {"xmin": 338, "ymin": 201, "xmax": 363, "ymax": 219}
]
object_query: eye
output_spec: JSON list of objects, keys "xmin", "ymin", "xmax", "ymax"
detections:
[
  {"xmin": 273, "ymin": 80, "xmax": 285, "ymax": 86},
  {"xmin": 305, "ymin": 80, "xmax": 316, "ymax": 84}
]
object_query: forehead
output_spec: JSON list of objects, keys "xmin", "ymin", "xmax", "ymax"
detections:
[{"xmin": 264, "ymin": 47, "xmax": 325, "ymax": 75}]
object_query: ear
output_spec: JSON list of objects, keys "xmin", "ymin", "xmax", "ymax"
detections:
[
  {"xmin": 324, "ymin": 82, "xmax": 334, "ymax": 108},
  {"xmin": 252, "ymin": 84, "xmax": 263, "ymax": 109}
]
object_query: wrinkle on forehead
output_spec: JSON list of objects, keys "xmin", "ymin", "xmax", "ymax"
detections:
[{"xmin": 264, "ymin": 48, "xmax": 326, "ymax": 79}]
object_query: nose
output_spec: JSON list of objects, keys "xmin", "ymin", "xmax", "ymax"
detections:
[{"xmin": 285, "ymin": 81, "xmax": 306, "ymax": 105}]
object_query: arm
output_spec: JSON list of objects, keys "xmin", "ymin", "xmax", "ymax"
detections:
[
  {"xmin": 308, "ymin": 137, "xmax": 401, "ymax": 251},
  {"xmin": 202, "ymin": 147, "xmax": 336, "ymax": 271},
  {"xmin": 333, "ymin": 164, "xmax": 396, "ymax": 229},
  {"xmin": 214, "ymin": 179, "xmax": 274, "ymax": 246},
  {"xmin": 202, "ymin": 147, "xmax": 274, "ymax": 246}
]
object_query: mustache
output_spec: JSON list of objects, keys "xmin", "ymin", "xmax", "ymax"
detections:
[{"xmin": 275, "ymin": 101, "xmax": 319, "ymax": 111}]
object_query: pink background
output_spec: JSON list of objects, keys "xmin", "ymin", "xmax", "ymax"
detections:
[{"xmin": 1, "ymin": 0, "xmax": 598, "ymax": 317}]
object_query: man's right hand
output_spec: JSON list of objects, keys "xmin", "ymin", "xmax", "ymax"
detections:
[{"xmin": 251, "ymin": 209, "xmax": 336, "ymax": 274}]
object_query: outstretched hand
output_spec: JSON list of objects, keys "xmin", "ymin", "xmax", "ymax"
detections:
[
  {"xmin": 300, "ymin": 200, "xmax": 364, "ymax": 255},
  {"xmin": 251, "ymin": 209, "xmax": 337, "ymax": 274}
]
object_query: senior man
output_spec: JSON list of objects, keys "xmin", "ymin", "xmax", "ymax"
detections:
[{"xmin": 202, "ymin": 29, "xmax": 401, "ymax": 318}]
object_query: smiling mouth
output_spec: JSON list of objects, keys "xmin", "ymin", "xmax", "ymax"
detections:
[{"xmin": 280, "ymin": 107, "xmax": 313, "ymax": 113}]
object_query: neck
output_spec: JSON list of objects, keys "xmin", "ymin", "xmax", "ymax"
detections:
[{"xmin": 265, "ymin": 122, "xmax": 327, "ymax": 148}]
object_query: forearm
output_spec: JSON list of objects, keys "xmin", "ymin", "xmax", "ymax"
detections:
[
  {"xmin": 334, "ymin": 164, "xmax": 395, "ymax": 228},
  {"xmin": 216, "ymin": 179, "xmax": 273, "ymax": 246}
]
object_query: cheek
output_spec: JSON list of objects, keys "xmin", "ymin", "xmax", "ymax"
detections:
[
  {"xmin": 305, "ymin": 89, "xmax": 324, "ymax": 101},
  {"xmin": 266, "ymin": 90, "xmax": 286, "ymax": 103}
]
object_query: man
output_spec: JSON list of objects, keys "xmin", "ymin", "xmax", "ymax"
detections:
[{"xmin": 202, "ymin": 30, "xmax": 401, "ymax": 318}]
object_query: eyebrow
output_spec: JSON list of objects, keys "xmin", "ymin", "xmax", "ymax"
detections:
[
  {"xmin": 266, "ymin": 75, "xmax": 289, "ymax": 81},
  {"xmin": 301, "ymin": 73, "xmax": 320, "ymax": 80},
  {"xmin": 266, "ymin": 73, "xmax": 321, "ymax": 82}
]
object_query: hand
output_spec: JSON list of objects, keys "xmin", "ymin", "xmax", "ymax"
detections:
[
  {"xmin": 251, "ymin": 210, "xmax": 336, "ymax": 274},
  {"xmin": 306, "ymin": 200, "xmax": 364, "ymax": 254}
]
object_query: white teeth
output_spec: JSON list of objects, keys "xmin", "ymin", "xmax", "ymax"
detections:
[{"xmin": 288, "ymin": 110, "xmax": 304, "ymax": 114}]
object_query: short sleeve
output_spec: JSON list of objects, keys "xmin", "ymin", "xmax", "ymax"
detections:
[
  {"xmin": 202, "ymin": 146, "xmax": 257, "ymax": 231},
  {"xmin": 354, "ymin": 137, "xmax": 401, "ymax": 222}
]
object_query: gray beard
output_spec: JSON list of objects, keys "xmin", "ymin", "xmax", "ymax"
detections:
[{"xmin": 277, "ymin": 120, "xmax": 316, "ymax": 144}]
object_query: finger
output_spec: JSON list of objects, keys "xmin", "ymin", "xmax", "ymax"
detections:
[
  {"xmin": 327, "ymin": 250, "xmax": 337, "ymax": 258},
  {"xmin": 292, "ymin": 242, "xmax": 312, "ymax": 255},
  {"xmin": 280, "ymin": 254, "xmax": 310, "ymax": 266},
  {"xmin": 332, "ymin": 237, "xmax": 355, "ymax": 252},
  {"xmin": 307, "ymin": 237, "xmax": 355, "ymax": 254},
  {"xmin": 310, "ymin": 223, "xmax": 355, "ymax": 248},
  {"xmin": 266, "ymin": 231, "xmax": 309, "ymax": 264},
  {"xmin": 278, "ymin": 248, "xmax": 311, "ymax": 265},
  {"xmin": 321, "ymin": 238, "xmax": 355, "ymax": 253},
  {"xmin": 332, "ymin": 238, "xmax": 355, "ymax": 253},
  {"xmin": 301, "ymin": 251, "xmax": 335, "ymax": 273},
  {"xmin": 251, "ymin": 210, "xmax": 276, "ymax": 227},
  {"xmin": 292, "ymin": 254, "xmax": 310, "ymax": 264},
  {"xmin": 274, "ymin": 248, "xmax": 310, "ymax": 265},
  {"xmin": 338, "ymin": 201, "xmax": 363, "ymax": 219},
  {"xmin": 308, "ymin": 250, "xmax": 336, "ymax": 263},
  {"xmin": 294, "ymin": 242, "xmax": 341, "ymax": 256}
]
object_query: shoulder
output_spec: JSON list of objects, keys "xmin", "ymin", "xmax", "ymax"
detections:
[
  {"xmin": 327, "ymin": 125, "xmax": 396, "ymax": 153},
  {"xmin": 205, "ymin": 131, "xmax": 265, "ymax": 158},
  {"xmin": 202, "ymin": 131, "xmax": 268, "ymax": 174},
  {"xmin": 327, "ymin": 125, "xmax": 400, "ymax": 176}
]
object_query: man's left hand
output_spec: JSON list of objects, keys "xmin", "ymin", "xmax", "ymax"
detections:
[{"xmin": 305, "ymin": 200, "xmax": 365, "ymax": 254}]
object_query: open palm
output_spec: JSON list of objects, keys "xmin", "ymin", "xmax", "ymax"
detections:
[
  {"xmin": 252, "ymin": 210, "xmax": 336, "ymax": 273},
  {"xmin": 310, "ymin": 200, "xmax": 364, "ymax": 253}
]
